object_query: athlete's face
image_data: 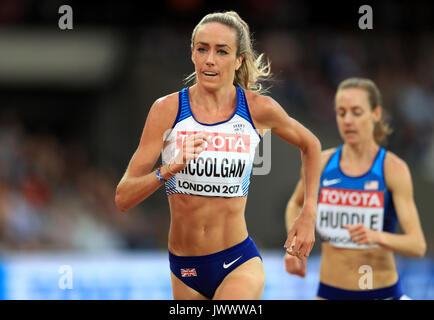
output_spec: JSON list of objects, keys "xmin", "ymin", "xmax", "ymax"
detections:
[
  {"xmin": 191, "ymin": 22, "xmax": 243, "ymax": 89},
  {"xmin": 335, "ymin": 88, "xmax": 381, "ymax": 145}
]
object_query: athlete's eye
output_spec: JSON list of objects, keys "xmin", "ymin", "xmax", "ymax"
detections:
[
  {"xmin": 197, "ymin": 47, "xmax": 207, "ymax": 53},
  {"xmin": 352, "ymin": 108, "xmax": 364, "ymax": 116},
  {"xmin": 336, "ymin": 110, "xmax": 345, "ymax": 117},
  {"xmin": 217, "ymin": 49, "xmax": 228, "ymax": 55}
]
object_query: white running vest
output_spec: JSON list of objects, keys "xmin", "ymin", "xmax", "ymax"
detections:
[{"xmin": 161, "ymin": 87, "xmax": 261, "ymax": 197}]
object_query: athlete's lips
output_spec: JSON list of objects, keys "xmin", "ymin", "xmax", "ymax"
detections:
[
  {"xmin": 344, "ymin": 130, "xmax": 357, "ymax": 135},
  {"xmin": 202, "ymin": 71, "xmax": 218, "ymax": 77}
]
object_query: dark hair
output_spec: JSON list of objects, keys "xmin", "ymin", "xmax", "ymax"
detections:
[
  {"xmin": 337, "ymin": 77, "xmax": 392, "ymax": 145},
  {"xmin": 185, "ymin": 11, "xmax": 272, "ymax": 94}
]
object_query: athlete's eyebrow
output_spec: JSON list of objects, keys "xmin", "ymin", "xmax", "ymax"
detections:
[
  {"xmin": 196, "ymin": 41, "xmax": 232, "ymax": 50},
  {"xmin": 335, "ymin": 105, "xmax": 363, "ymax": 110}
]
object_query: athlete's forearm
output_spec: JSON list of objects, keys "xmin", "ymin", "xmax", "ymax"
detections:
[
  {"xmin": 376, "ymin": 231, "xmax": 426, "ymax": 258},
  {"xmin": 115, "ymin": 165, "xmax": 172, "ymax": 212},
  {"xmin": 300, "ymin": 136, "xmax": 321, "ymax": 211},
  {"xmin": 285, "ymin": 199, "xmax": 303, "ymax": 233}
]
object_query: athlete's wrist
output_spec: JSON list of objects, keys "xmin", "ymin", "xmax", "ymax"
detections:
[
  {"xmin": 166, "ymin": 160, "xmax": 186, "ymax": 176},
  {"xmin": 160, "ymin": 163, "xmax": 175, "ymax": 180},
  {"xmin": 373, "ymin": 230, "xmax": 383, "ymax": 245},
  {"xmin": 301, "ymin": 202, "xmax": 317, "ymax": 218},
  {"xmin": 167, "ymin": 162, "xmax": 177, "ymax": 176},
  {"xmin": 155, "ymin": 166, "xmax": 167, "ymax": 183}
]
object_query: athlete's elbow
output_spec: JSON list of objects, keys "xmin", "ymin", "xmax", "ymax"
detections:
[
  {"xmin": 115, "ymin": 185, "xmax": 130, "ymax": 212},
  {"xmin": 416, "ymin": 240, "xmax": 427, "ymax": 258},
  {"xmin": 299, "ymin": 135, "xmax": 320, "ymax": 159},
  {"xmin": 115, "ymin": 193, "xmax": 127, "ymax": 212},
  {"xmin": 303, "ymin": 133, "xmax": 321, "ymax": 155},
  {"xmin": 311, "ymin": 134, "xmax": 321, "ymax": 153}
]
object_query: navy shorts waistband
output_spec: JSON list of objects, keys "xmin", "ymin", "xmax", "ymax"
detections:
[
  {"xmin": 317, "ymin": 278, "xmax": 404, "ymax": 300},
  {"xmin": 169, "ymin": 236, "xmax": 254, "ymax": 263}
]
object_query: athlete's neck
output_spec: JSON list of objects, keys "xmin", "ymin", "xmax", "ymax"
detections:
[
  {"xmin": 342, "ymin": 141, "xmax": 380, "ymax": 164},
  {"xmin": 190, "ymin": 84, "xmax": 236, "ymax": 115}
]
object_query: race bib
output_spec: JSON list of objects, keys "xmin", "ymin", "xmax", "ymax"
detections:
[
  {"xmin": 166, "ymin": 130, "xmax": 253, "ymax": 197},
  {"xmin": 316, "ymin": 187, "xmax": 384, "ymax": 249}
]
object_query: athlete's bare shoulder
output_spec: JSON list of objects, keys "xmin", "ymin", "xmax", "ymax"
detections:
[
  {"xmin": 152, "ymin": 91, "xmax": 179, "ymax": 116},
  {"xmin": 243, "ymin": 89, "xmax": 287, "ymax": 133},
  {"xmin": 145, "ymin": 91, "xmax": 180, "ymax": 131},
  {"xmin": 384, "ymin": 151, "xmax": 410, "ymax": 181},
  {"xmin": 320, "ymin": 148, "xmax": 337, "ymax": 171},
  {"xmin": 384, "ymin": 150, "xmax": 408, "ymax": 170},
  {"xmin": 243, "ymin": 89, "xmax": 277, "ymax": 118}
]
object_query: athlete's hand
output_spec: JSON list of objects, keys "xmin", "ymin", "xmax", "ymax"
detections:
[
  {"xmin": 169, "ymin": 132, "xmax": 211, "ymax": 173},
  {"xmin": 284, "ymin": 204, "xmax": 316, "ymax": 259},
  {"xmin": 284, "ymin": 253, "xmax": 307, "ymax": 277},
  {"xmin": 343, "ymin": 223, "xmax": 379, "ymax": 245}
]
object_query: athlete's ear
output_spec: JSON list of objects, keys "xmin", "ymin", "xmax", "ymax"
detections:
[
  {"xmin": 235, "ymin": 54, "xmax": 244, "ymax": 71},
  {"xmin": 373, "ymin": 105, "xmax": 382, "ymax": 122}
]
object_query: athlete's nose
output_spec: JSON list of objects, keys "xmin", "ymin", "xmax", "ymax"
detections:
[
  {"xmin": 343, "ymin": 112, "xmax": 353, "ymax": 124},
  {"xmin": 206, "ymin": 51, "xmax": 215, "ymax": 66}
]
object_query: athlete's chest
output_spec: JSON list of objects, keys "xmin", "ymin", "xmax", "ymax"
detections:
[{"xmin": 189, "ymin": 105, "xmax": 237, "ymax": 124}]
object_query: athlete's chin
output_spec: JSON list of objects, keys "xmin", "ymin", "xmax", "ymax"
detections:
[
  {"xmin": 342, "ymin": 136, "xmax": 360, "ymax": 145},
  {"xmin": 201, "ymin": 81, "xmax": 218, "ymax": 87},
  {"xmin": 197, "ymin": 78, "xmax": 226, "ymax": 90}
]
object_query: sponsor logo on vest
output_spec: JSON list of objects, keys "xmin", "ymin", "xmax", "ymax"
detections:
[
  {"xmin": 233, "ymin": 123, "xmax": 246, "ymax": 134},
  {"xmin": 319, "ymin": 188, "xmax": 383, "ymax": 207},
  {"xmin": 323, "ymin": 178, "xmax": 341, "ymax": 187},
  {"xmin": 177, "ymin": 131, "xmax": 250, "ymax": 153}
]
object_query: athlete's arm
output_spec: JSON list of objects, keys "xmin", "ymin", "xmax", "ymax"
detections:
[
  {"xmin": 115, "ymin": 96, "xmax": 176, "ymax": 211},
  {"xmin": 284, "ymin": 179, "xmax": 307, "ymax": 276},
  {"xmin": 249, "ymin": 93, "xmax": 321, "ymax": 259},
  {"xmin": 284, "ymin": 149, "xmax": 335, "ymax": 276},
  {"xmin": 115, "ymin": 94, "xmax": 209, "ymax": 212},
  {"xmin": 284, "ymin": 149, "xmax": 336, "ymax": 233},
  {"xmin": 285, "ymin": 179, "xmax": 304, "ymax": 239},
  {"xmin": 344, "ymin": 153, "xmax": 427, "ymax": 257},
  {"xmin": 377, "ymin": 153, "xmax": 426, "ymax": 257}
]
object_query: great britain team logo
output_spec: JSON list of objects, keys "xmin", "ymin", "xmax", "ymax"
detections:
[{"xmin": 181, "ymin": 268, "xmax": 197, "ymax": 277}]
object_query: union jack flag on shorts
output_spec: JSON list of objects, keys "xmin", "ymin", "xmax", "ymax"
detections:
[{"xmin": 181, "ymin": 268, "xmax": 197, "ymax": 277}]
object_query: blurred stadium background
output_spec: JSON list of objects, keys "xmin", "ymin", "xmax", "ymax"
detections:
[{"xmin": 0, "ymin": 0, "xmax": 433, "ymax": 299}]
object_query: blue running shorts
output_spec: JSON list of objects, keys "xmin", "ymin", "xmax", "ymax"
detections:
[
  {"xmin": 169, "ymin": 236, "xmax": 262, "ymax": 299},
  {"xmin": 317, "ymin": 278, "xmax": 405, "ymax": 300}
]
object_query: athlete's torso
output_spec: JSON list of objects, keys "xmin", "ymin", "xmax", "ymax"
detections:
[
  {"xmin": 162, "ymin": 86, "xmax": 262, "ymax": 256},
  {"xmin": 162, "ymin": 86, "xmax": 261, "ymax": 197},
  {"xmin": 317, "ymin": 146, "xmax": 399, "ymax": 289}
]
